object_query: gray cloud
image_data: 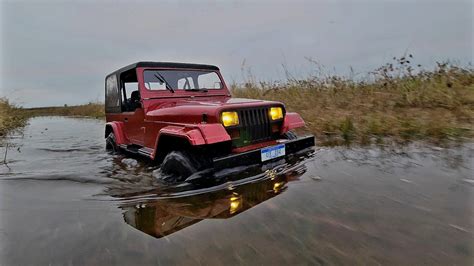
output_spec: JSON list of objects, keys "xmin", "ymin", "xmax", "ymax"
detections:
[{"xmin": 1, "ymin": 0, "xmax": 472, "ymax": 107}]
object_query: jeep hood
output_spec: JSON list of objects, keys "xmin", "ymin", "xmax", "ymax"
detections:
[{"xmin": 144, "ymin": 98, "xmax": 283, "ymax": 123}]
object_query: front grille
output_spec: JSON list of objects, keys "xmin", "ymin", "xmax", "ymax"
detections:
[
  {"xmin": 226, "ymin": 106, "xmax": 285, "ymax": 147},
  {"xmin": 224, "ymin": 106, "xmax": 284, "ymax": 147},
  {"xmin": 239, "ymin": 107, "xmax": 272, "ymax": 143}
]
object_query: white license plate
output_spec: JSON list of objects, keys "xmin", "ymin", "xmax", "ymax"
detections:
[{"xmin": 261, "ymin": 144, "xmax": 286, "ymax": 162}]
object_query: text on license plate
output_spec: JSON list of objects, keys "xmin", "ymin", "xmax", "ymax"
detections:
[{"xmin": 261, "ymin": 144, "xmax": 286, "ymax": 162}]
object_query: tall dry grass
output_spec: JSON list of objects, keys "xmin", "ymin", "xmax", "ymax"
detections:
[
  {"xmin": 231, "ymin": 57, "xmax": 474, "ymax": 145},
  {"xmin": 5, "ymin": 57, "xmax": 473, "ymax": 146}
]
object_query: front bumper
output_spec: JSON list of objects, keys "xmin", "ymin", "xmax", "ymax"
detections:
[{"xmin": 212, "ymin": 135, "xmax": 315, "ymax": 170}]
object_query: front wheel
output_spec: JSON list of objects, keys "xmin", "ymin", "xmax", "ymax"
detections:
[{"xmin": 160, "ymin": 151, "xmax": 206, "ymax": 182}]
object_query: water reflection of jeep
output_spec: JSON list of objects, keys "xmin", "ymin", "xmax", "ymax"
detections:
[
  {"xmin": 104, "ymin": 62, "xmax": 314, "ymax": 181},
  {"xmin": 121, "ymin": 166, "xmax": 306, "ymax": 238}
]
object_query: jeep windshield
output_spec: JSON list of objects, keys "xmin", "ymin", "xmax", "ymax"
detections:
[{"xmin": 143, "ymin": 70, "xmax": 223, "ymax": 92}]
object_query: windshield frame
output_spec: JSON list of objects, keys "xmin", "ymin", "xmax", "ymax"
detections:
[
  {"xmin": 142, "ymin": 68, "xmax": 225, "ymax": 93},
  {"xmin": 137, "ymin": 67, "xmax": 231, "ymax": 101}
]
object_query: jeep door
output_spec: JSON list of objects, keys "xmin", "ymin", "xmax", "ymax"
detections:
[{"xmin": 119, "ymin": 69, "xmax": 145, "ymax": 146}]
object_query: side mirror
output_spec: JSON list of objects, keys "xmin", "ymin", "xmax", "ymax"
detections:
[{"xmin": 214, "ymin": 82, "xmax": 222, "ymax": 89}]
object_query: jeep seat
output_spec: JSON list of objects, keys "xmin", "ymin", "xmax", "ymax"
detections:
[{"xmin": 127, "ymin": 90, "xmax": 141, "ymax": 111}]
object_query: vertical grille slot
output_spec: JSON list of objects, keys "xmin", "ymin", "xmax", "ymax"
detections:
[{"xmin": 237, "ymin": 107, "xmax": 275, "ymax": 144}]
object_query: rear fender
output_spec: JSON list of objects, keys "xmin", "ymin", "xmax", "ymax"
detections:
[
  {"xmin": 281, "ymin": 112, "xmax": 306, "ymax": 133},
  {"xmin": 151, "ymin": 123, "xmax": 231, "ymax": 159},
  {"xmin": 105, "ymin": 122, "xmax": 127, "ymax": 145}
]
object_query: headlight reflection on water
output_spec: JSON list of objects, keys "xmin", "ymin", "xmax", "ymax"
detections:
[
  {"xmin": 273, "ymin": 182, "xmax": 285, "ymax": 193},
  {"xmin": 229, "ymin": 193, "xmax": 242, "ymax": 214}
]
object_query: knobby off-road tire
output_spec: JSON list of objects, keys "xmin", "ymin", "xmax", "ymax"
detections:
[{"xmin": 160, "ymin": 150, "xmax": 210, "ymax": 182}]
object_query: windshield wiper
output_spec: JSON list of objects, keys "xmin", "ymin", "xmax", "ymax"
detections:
[
  {"xmin": 154, "ymin": 73, "xmax": 174, "ymax": 93},
  {"xmin": 184, "ymin": 88, "xmax": 208, "ymax": 92}
]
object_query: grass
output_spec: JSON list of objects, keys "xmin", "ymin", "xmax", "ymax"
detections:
[
  {"xmin": 23, "ymin": 102, "xmax": 105, "ymax": 119},
  {"xmin": 4, "ymin": 56, "xmax": 473, "ymax": 146},
  {"xmin": 0, "ymin": 97, "xmax": 29, "ymax": 139},
  {"xmin": 231, "ymin": 57, "xmax": 474, "ymax": 145}
]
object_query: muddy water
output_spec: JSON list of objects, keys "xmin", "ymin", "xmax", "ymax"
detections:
[{"xmin": 0, "ymin": 117, "xmax": 473, "ymax": 265}]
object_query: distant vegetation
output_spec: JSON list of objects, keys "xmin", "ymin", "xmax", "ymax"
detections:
[
  {"xmin": 2, "ymin": 57, "xmax": 473, "ymax": 145},
  {"xmin": 24, "ymin": 102, "xmax": 105, "ymax": 119},
  {"xmin": 232, "ymin": 57, "xmax": 473, "ymax": 145},
  {"xmin": 0, "ymin": 98, "xmax": 28, "ymax": 138}
]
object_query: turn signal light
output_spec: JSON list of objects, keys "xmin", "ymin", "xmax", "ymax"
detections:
[
  {"xmin": 221, "ymin": 111, "xmax": 239, "ymax": 127},
  {"xmin": 269, "ymin": 107, "xmax": 283, "ymax": 120}
]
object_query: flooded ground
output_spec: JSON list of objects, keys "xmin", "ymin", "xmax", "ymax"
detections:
[{"xmin": 0, "ymin": 117, "xmax": 473, "ymax": 265}]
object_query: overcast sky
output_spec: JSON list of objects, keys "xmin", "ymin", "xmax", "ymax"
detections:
[{"xmin": 0, "ymin": 0, "xmax": 472, "ymax": 107}]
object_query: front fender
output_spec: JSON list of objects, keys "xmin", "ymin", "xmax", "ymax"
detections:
[
  {"xmin": 151, "ymin": 123, "xmax": 231, "ymax": 159},
  {"xmin": 281, "ymin": 112, "xmax": 306, "ymax": 133},
  {"xmin": 157, "ymin": 123, "xmax": 231, "ymax": 145},
  {"xmin": 158, "ymin": 126, "xmax": 206, "ymax": 145}
]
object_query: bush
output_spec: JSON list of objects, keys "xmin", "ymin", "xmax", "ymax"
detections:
[{"xmin": 0, "ymin": 98, "xmax": 28, "ymax": 138}]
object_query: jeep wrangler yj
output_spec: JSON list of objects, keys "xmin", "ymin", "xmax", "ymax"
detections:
[{"xmin": 105, "ymin": 62, "xmax": 314, "ymax": 180}]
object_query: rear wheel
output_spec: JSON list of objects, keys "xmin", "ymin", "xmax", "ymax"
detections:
[{"xmin": 105, "ymin": 132, "xmax": 118, "ymax": 153}]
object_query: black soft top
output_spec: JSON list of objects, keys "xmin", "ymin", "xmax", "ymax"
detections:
[{"xmin": 107, "ymin": 61, "xmax": 220, "ymax": 77}]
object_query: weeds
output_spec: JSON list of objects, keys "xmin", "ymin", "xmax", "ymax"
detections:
[
  {"xmin": 0, "ymin": 98, "xmax": 29, "ymax": 163},
  {"xmin": 2, "ymin": 57, "xmax": 473, "ymax": 146},
  {"xmin": 0, "ymin": 98, "xmax": 28, "ymax": 138}
]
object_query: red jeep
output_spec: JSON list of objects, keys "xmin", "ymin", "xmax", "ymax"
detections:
[{"xmin": 105, "ymin": 62, "xmax": 314, "ymax": 180}]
